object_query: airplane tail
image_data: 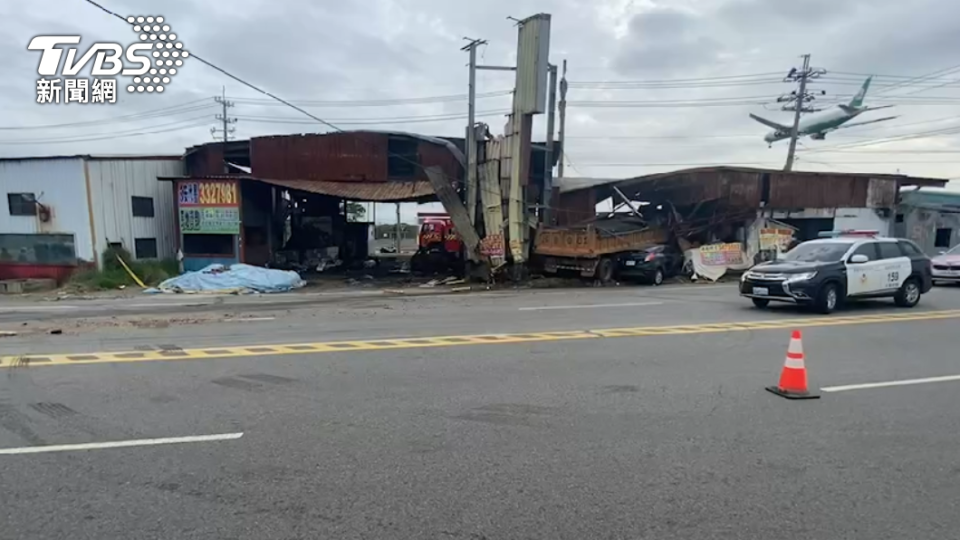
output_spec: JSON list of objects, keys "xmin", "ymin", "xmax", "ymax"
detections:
[{"xmin": 849, "ymin": 76, "xmax": 872, "ymax": 109}]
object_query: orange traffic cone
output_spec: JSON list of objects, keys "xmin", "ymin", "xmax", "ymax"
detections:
[{"xmin": 766, "ymin": 330, "xmax": 820, "ymax": 400}]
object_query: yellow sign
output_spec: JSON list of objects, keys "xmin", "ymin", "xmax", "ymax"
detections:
[{"xmin": 700, "ymin": 243, "xmax": 744, "ymax": 266}]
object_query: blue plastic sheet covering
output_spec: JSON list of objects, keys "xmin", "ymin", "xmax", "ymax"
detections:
[{"xmin": 145, "ymin": 264, "xmax": 306, "ymax": 294}]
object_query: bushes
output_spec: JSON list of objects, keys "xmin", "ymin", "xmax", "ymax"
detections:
[{"xmin": 68, "ymin": 247, "xmax": 179, "ymax": 291}]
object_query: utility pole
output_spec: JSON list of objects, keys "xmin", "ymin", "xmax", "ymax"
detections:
[
  {"xmin": 542, "ymin": 63, "xmax": 558, "ymax": 224},
  {"xmin": 557, "ymin": 60, "xmax": 568, "ymax": 178},
  {"xmin": 462, "ymin": 38, "xmax": 487, "ymax": 226},
  {"xmin": 212, "ymin": 86, "xmax": 237, "ymax": 142},
  {"xmin": 395, "ymin": 203, "xmax": 402, "ymax": 254},
  {"xmin": 781, "ymin": 55, "xmax": 826, "ymax": 171}
]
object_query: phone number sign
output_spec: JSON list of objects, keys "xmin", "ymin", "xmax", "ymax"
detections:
[
  {"xmin": 177, "ymin": 180, "xmax": 240, "ymax": 234},
  {"xmin": 178, "ymin": 180, "xmax": 238, "ymax": 207}
]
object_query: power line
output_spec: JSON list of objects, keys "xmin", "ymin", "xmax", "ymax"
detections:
[
  {"xmin": 0, "ymin": 98, "xmax": 214, "ymax": 130},
  {"xmin": 228, "ymin": 90, "xmax": 513, "ymax": 107},
  {"xmin": 234, "ymin": 109, "xmax": 511, "ymax": 126},
  {"xmin": 0, "ymin": 118, "xmax": 210, "ymax": 145}
]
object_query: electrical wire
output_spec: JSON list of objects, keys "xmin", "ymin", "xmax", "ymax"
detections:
[
  {"xmin": 0, "ymin": 118, "xmax": 210, "ymax": 145},
  {"xmin": 228, "ymin": 90, "xmax": 513, "ymax": 107},
  {"xmin": 234, "ymin": 109, "xmax": 511, "ymax": 126},
  {"xmin": 0, "ymin": 98, "xmax": 215, "ymax": 130}
]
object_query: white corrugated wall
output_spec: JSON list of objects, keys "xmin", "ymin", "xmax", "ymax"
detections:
[
  {"xmin": 86, "ymin": 158, "xmax": 183, "ymax": 263},
  {"xmin": 0, "ymin": 158, "xmax": 94, "ymax": 260}
]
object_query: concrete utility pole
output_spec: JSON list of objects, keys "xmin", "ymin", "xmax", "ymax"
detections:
[
  {"xmin": 461, "ymin": 38, "xmax": 487, "ymax": 226},
  {"xmin": 212, "ymin": 86, "xmax": 237, "ymax": 142},
  {"xmin": 557, "ymin": 60, "xmax": 568, "ymax": 178},
  {"xmin": 782, "ymin": 55, "xmax": 825, "ymax": 171},
  {"xmin": 542, "ymin": 63, "xmax": 558, "ymax": 224},
  {"xmin": 395, "ymin": 203, "xmax": 402, "ymax": 253}
]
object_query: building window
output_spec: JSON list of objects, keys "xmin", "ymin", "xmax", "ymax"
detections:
[
  {"xmin": 935, "ymin": 228, "xmax": 953, "ymax": 248},
  {"xmin": 182, "ymin": 234, "xmax": 234, "ymax": 256},
  {"xmin": 134, "ymin": 238, "xmax": 158, "ymax": 259},
  {"xmin": 131, "ymin": 196, "xmax": 155, "ymax": 217},
  {"xmin": 895, "ymin": 214, "xmax": 904, "ymax": 223},
  {"xmin": 7, "ymin": 193, "xmax": 36, "ymax": 216}
]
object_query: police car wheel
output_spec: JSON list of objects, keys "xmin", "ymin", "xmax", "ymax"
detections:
[
  {"xmin": 815, "ymin": 283, "xmax": 839, "ymax": 314},
  {"xmin": 894, "ymin": 278, "xmax": 921, "ymax": 308},
  {"xmin": 752, "ymin": 298, "xmax": 770, "ymax": 309},
  {"xmin": 652, "ymin": 269, "xmax": 664, "ymax": 286}
]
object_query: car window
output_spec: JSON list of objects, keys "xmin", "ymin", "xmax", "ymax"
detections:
[
  {"xmin": 898, "ymin": 240, "xmax": 924, "ymax": 257},
  {"xmin": 782, "ymin": 242, "xmax": 850, "ymax": 262},
  {"xmin": 877, "ymin": 242, "xmax": 903, "ymax": 260},
  {"xmin": 849, "ymin": 243, "xmax": 879, "ymax": 261}
]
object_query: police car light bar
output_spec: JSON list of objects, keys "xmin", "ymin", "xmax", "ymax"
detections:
[{"xmin": 818, "ymin": 230, "xmax": 880, "ymax": 238}]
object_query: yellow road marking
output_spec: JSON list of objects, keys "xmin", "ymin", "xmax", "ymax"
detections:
[{"xmin": 3, "ymin": 309, "xmax": 960, "ymax": 368}]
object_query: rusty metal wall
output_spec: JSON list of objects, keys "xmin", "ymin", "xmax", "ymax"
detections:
[
  {"xmin": 418, "ymin": 141, "xmax": 463, "ymax": 184},
  {"xmin": 251, "ymin": 132, "xmax": 388, "ymax": 181},
  {"xmin": 185, "ymin": 143, "xmax": 225, "ymax": 176},
  {"xmin": 514, "ymin": 14, "xmax": 551, "ymax": 115},
  {"xmin": 767, "ymin": 172, "xmax": 870, "ymax": 208},
  {"xmin": 249, "ymin": 133, "xmax": 462, "ymax": 185},
  {"xmin": 555, "ymin": 190, "xmax": 595, "ymax": 225}
]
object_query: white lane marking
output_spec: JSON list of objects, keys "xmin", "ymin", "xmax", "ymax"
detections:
[
  {"xmin": 236, "ymin": 317, "xmax": 276, "ymax": 322},
  {"xmin": 0, "ymin": 432, "xmax": 244, "ymax": 455},
  {"xmin": 822, "ymin": 375, "xmax": 960, "ymax": 393},
  {"xmin": 518, "ymin": 301, "xmax": 665, "ymax": 312}
]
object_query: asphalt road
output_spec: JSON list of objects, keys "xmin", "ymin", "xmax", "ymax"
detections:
[{"xmin": 2, "ymin": 283, "xmax": 960, "ymax": 539}]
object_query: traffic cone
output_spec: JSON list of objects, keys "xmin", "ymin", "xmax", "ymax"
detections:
[{"xmin": 766, "ymin": 330, "xmax": 820, "ymax": 400}]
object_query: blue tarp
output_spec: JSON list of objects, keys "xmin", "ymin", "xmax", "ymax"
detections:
[{"xmin": 145, "ymin": 264, "xmax": 306, "ymax": 294}]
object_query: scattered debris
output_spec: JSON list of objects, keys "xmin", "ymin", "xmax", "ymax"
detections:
[
  {"xmin": 145, "ymin": 264, "xmax": 306, "ymax": 295},
  {"xmin": 48, "ymin": 329, "xmax": 62, "ymax": 335},
  {"xmin": 0, "ymin": 331, "xmax": 17, "ymax": 338}
]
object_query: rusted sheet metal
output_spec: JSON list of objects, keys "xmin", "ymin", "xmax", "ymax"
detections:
[
  {"xmin": 423, "ymin": 167, "xmax": 481, "ymax": 262},
  {"xmin": 534, "ymin": 224, "xmax": 668, "ymax": 258},
  {"xmin": 866, "ymin": 178, "xmax": 897, "ymax": 208},
  {"xmin": 418, "ymin": 140, "xmax": 463, "ymax": 184},
  {"xmin": 248, "ymin": 178, "xmax": 435, "ymax": 202},
  {"xmin": 185, "ymin": 143, "xmax": 225, "ymax": 176},
  {"xmin": 249, "ymin": 133, "xmax": 464, "ymax": 186},
  {"xmin": 767, "ymin": 172, "xmax": 870, "ymax": 208},
  {"xmin": 251, "ymin": 132, "xmax": 388, "ymax": 181}
]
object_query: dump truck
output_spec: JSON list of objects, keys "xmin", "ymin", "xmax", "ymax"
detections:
[{"xmin": 533, "ymin": 217, "xmax": 669, "ymax": 282}]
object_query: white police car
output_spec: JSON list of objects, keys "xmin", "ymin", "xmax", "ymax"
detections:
[{"xmin": 740, "ymin": 230, "xmax": 933, "ymax": 314}]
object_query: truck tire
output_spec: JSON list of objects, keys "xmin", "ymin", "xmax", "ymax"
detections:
[
  {"xmin": 596, "ymin": 257, "xmax": 615, "ymax": 285},
  {"xmin": 894, "ymin": 277, "xmax": 921, "ymax": 308}
]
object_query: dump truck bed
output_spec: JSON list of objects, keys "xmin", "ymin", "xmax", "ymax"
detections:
[{"xmin": 534, "ymin": 220, "xmax": 669, "ymax": 259}]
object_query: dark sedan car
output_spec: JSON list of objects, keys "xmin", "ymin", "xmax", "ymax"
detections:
[{"xmin": 617, "ymin": 244, "xmax": 684, "ymax": 285}]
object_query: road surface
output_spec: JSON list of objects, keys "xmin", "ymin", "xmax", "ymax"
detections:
[{"xmin": 1, "ymin": 283, "xmax": 959, "ymax": 539}]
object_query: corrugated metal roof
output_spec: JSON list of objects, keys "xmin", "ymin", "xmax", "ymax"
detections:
[
  {"xmin": 159, "ymin": 175, "xmax": 435, "ymax": 202},
  {"xmin": 563, "ymin": 166, "xmax": 949, "ymax": 196},
  {"xmin": 253, "ymin": 178, "xmax": 434, "ymax": 202}
]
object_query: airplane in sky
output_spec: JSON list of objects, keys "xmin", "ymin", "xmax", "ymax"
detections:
[{"xmin": 750, "ymin": 76, "xmax": 898, "ymax": 146}]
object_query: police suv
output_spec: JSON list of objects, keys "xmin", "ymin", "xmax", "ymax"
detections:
[{"xmin": 740, "ymin": 231, "xmax": 933, "ymax": 314}]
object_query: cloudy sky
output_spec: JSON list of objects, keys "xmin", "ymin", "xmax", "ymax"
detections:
[{"xmin": 3, "ymin": 0, "xmax": 960, "ymax": 220}]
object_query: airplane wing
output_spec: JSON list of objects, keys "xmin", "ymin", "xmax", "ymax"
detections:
[
  {"xmin": 830, "ymin": 116, "xmax": 899, "ymax": 131},
  {"xmin": 749, "ymin": 113, "xmax": 790, "ymax": 131},
  {"xmin": 861, "ymin": 104, "xmax": 895, "ymax": 111}
]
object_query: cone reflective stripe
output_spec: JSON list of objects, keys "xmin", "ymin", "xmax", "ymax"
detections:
[{"xmin": 766, "ymin": 329, "xmax": 820, "ymax": 400}]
